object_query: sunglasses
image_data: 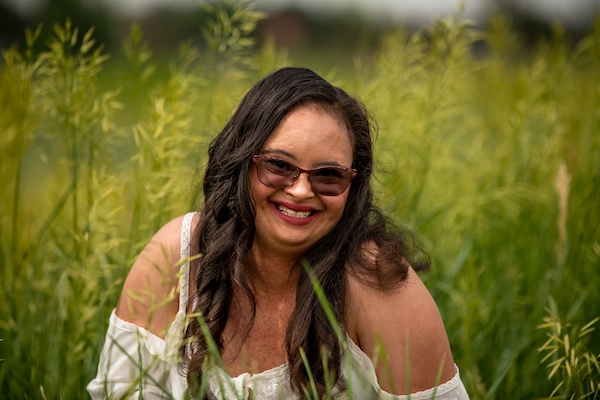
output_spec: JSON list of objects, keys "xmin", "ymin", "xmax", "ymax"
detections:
[{"xmin": 252, "ymin": 155, "xmax": 357, "ymax": 196}]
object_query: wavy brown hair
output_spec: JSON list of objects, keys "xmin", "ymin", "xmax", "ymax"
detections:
[{"xmin": 181, "ymin": 67, "xmax": 429, "ymax": 397}]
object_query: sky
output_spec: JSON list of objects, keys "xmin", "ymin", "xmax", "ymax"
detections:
[{"xmin": 4, "ymin": 0, "xmax": 600, "ymax": 28}]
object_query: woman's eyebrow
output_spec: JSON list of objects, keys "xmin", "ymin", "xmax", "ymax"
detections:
[
  {"xmin": 260, "ymin": 149, "xmax": 296, "ymax": 160},
  {"xmin": 313, "ymin": 161, "xmax": 347, "ymax": 168}
]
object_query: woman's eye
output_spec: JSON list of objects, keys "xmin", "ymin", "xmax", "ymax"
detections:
[
  {"xmin": 315, "ymin": 168, "xmax": 343, "ymax": 180},
  {"xmin": 266, "ymin": 159, "xmax": 292, "ymax": 172}
]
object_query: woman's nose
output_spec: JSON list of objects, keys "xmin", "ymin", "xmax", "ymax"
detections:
[{"xmin": 284, "ymin": 173, "xmax": 315, "ymax": 199}]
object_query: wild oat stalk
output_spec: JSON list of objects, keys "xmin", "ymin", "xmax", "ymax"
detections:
[
  {"xmin": 538, "ymin": 299, "xmax": 600, "ymax": 399},
  {"xmin": 38, "ymin": 18, "xmax": 117, "ymax": 249},
  {"xmin": 201, "ymin": 0, "xmax": 266, "ymax": 77}
]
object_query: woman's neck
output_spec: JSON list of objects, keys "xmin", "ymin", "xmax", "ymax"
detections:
[{"xmin": 248, "ymin": 244, "xmax": 301, "ymax": 298}]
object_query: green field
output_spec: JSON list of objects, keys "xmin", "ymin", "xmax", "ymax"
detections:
[{"xmin": 1, "ymin": 3, "xmax": 599, "ymax": 399}]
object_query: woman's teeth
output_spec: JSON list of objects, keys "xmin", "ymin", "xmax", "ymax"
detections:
[{"xmin": 277, "ymin": 204, "xmax": 312, "ymax": 218}]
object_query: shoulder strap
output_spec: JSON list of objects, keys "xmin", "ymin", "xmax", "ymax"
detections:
[{"xmin": 178, "ymin": 212, "xmax": 196, "ymax": 313}]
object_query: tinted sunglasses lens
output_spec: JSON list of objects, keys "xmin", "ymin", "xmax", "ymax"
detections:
[
  {"xmin": 257, "ymin": 158, "xmax": 295, "ymax": 188},
  {"xmin": 312, "ymin": 168, "xmax": 351, "ymax": 195}
]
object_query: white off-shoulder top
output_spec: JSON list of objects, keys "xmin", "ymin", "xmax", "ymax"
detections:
[{"xmin": 87, "ymin": 213, "xmax": 470, "ymax": 399}]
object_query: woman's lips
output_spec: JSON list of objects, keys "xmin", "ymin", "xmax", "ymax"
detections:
[
  {"xmin": 277, "ymin": 204, "xmax": 312, "ymax": 218},
  {"xmin": 270, "ymin": 201, "xmax": 320, "ymax": 226}
]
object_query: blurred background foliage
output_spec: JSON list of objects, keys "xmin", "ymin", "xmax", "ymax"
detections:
[
  {"xmin": 2, "ymin": 0, "xmax": 600, "ymax": 68},
  {"xmin": 1, "ymin": 0, "xmax": 599, "ymax": 399}
]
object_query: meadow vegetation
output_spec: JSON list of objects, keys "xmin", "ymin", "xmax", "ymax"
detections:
[{"xmin": 1, "ymin": 1, "xmax": 599, "ymax": 398}]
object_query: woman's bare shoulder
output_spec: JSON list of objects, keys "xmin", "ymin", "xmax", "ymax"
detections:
[
  {"xmin": 115, "ymin": 213, "xmax": 200, "ymax": 338},
  {"xmin": 346, "ymin": 264, "xmax": 456, "ymax": 394}
]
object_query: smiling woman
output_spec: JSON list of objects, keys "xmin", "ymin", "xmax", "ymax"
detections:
[{"xmin": 87, "ymin": 67, "xmax": 469, "ymax": 399}]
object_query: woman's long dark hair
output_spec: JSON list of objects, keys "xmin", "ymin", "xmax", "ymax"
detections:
[{"xmin": 181, "ymin": 67, "xmax": 429, "ymax": 397}]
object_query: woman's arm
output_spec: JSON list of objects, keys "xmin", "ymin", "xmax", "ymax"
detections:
[{"xmin": 346, "ymin": 266, "xmax": 457, "ymax": 395}]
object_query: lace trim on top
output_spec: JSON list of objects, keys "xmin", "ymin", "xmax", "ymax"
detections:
[
  {"xmin": 207, "ymin": 362, "xmax": 293, "ymax": 399},
  {"xmin": 179, "ymin": 212, "xmax": 195, "ymax": 315}
]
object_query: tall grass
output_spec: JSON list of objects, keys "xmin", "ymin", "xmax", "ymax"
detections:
[{"xmin": 0, "ymin": 1, "xmax": 599, "ymax": 398}]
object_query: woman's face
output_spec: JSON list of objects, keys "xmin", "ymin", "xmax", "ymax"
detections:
[{"xmin": 250, "ymin": 104, "xmax": 354, "ymax": 257}]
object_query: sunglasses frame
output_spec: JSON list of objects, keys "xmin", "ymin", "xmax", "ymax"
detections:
[{"xmin": 252, "ymin": 155, "xmax": 357, "ymax": 196}]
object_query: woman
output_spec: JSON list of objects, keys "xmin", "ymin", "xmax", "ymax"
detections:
[{"xmin": 88, "ymin": 67, "xmax": 469, "ymax": 399}]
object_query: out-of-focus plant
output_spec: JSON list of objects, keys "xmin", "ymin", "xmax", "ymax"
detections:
[{"xmin": 0, "ymin": 24, "xmax": 45, "ymax": 265}]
